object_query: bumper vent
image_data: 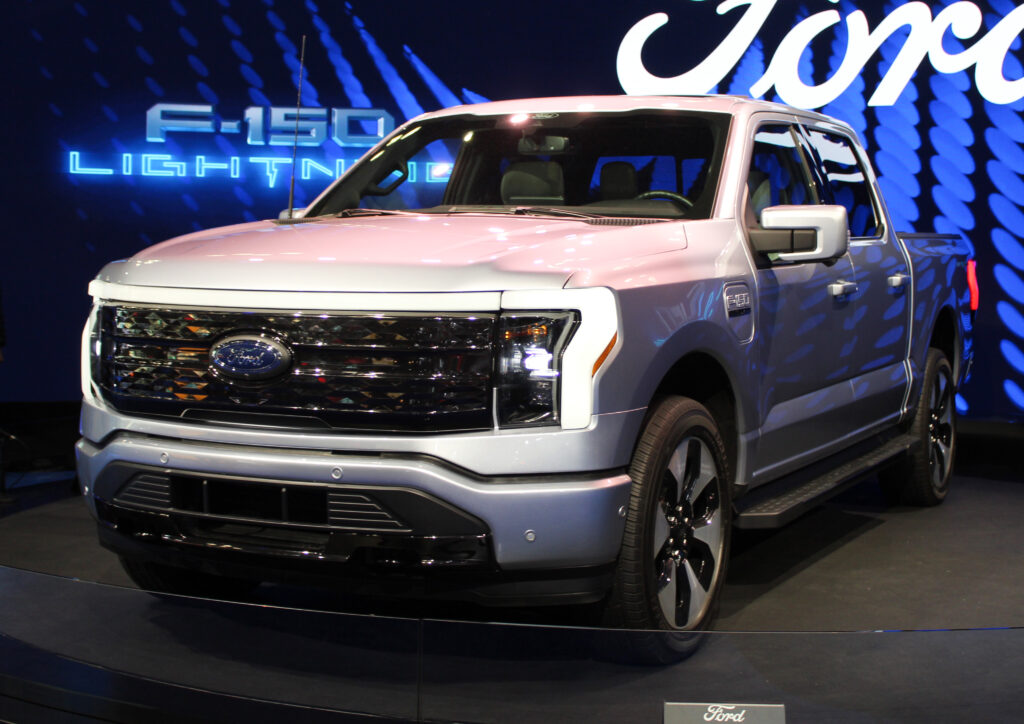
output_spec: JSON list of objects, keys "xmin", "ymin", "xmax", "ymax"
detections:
[
  {"xmin": 94, "ymin": 306, "xmax": 496, "ymax": 431},
  {"xmin": 113, "ymin": 473, "xmax": 172, "ymax": 508},
  {"xmin": 112, "ymin": 473, "xmax": 409, "ymax": 533},
  {"xmin": 328, "ymin": 492, "xmax": 407, "ymax": 530}
]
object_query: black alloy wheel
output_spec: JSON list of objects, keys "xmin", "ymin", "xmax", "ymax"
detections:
[
  {"xmin": 604, "ymin": 396, "xmax": 731, "ymax": 664},
  {"xmin": 651, "ymin": 434, "xmax": 726, "ymax": 628},
  {"xmin": 881, "ymin": 347, "xmax": 957, "ymax": 506}
]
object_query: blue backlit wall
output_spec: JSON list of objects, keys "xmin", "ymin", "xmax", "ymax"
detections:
[
  {"xmin": 3, "ymin": 0, "xmax": 1023, "ymax": 422},
  {"xmin": 982, "ymin": 1, "xmax": 1024, "ymax": 413}
]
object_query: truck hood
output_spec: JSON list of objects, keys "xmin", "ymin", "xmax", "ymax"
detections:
[{"xmin": 96, "ymin": 214, "xmax": 687, "ymax": 293}]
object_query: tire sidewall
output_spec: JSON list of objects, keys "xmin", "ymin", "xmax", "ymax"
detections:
[
  {"xmin": 621, "ymin": 397, "xmax": 732, "ymax": 633},
  {"xmin": 916, "ymin": 349, "xmax": 956, "ymax": 501}
]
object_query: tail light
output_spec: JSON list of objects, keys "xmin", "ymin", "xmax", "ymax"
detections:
[{"xmin": 966, "ymin": 259, "xmax": 979, "ymax": 312}]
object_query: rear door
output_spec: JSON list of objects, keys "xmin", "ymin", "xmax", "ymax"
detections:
[{"xmin": 803, "ymin": 126, "xmax": 912, "ymax": 432}]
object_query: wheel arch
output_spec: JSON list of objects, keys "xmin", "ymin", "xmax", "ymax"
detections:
[
  {"xmin": 648, "ymin": 352, "xmax": 741, "ymax": 486},
  {"xmin": 929, "ymin": 305, "xmax": 961, "ymax": 384}
]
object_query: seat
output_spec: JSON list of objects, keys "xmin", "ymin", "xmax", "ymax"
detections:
[
  {"xmin": 500, "ymin": 161, "xmax": 565, "ymax": 205},
  {"xmin": 599, "ymin": 161, "xmax": 638, "ymax": 201}
]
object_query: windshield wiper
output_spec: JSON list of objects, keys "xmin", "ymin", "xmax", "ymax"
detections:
[
  {"xmin": 397, "ymin": 205, "xmax": 607, "ymax": 219},
  {"xmin": 335, "ymin": 208, "xmax": 415, "ymax": 218},
  {"xmin": 510, "ymin": 206, "xmax": 603, "ymax": 219}
]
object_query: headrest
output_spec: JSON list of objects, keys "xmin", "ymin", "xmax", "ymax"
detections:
[
  {"xmin": 500, "ymin": 161, "xmax": 565, "ymax": 205},
  {"xmin": 600, "ymin": 161, "xmax": 638, "ymax": 200}
]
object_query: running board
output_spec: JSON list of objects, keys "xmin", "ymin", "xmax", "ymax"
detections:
[{"xmin": 734, "ymin": 434, "xmax": 918, "ymax": 529}]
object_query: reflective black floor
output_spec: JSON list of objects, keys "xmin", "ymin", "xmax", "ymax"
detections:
[{"xmin": 2, "ymin": 565, "xmax": 1024, "ymax": 723}]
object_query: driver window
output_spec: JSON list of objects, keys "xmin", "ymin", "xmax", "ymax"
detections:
[{"xmin": 747, "ymin": 125, "xmax": 818, "ymax": 225}]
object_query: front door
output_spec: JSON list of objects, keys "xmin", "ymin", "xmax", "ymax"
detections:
[{"xmin": 744, "ymin": 122, "xmax": 862, "ymax": 483}]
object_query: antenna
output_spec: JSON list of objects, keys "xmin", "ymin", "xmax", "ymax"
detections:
[{"xmin": 287, "ymin": 34, "xmax": 308, "ymax": 220}]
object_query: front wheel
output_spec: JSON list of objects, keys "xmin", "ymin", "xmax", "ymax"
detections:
[
  {"xmin": 880, "ymin": 347, "xmax": 957, "ymax": 506},
  {"xmin": 604, "ymin": 397, "xmax": 731, "ymax": 663}
]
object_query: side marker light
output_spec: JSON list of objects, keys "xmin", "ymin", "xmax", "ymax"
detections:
[{"xmin": 593, "ymin": 333, "xmax": 618, "ymax": 377}]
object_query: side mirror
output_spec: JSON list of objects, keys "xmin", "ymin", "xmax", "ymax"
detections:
[
  {"xmin": 750, "ymin": 205, "xmax": 849, "ymax": 263},
  {"xmin": 365, "ymin": 160, "xmax": 409, "ymax": 196}
]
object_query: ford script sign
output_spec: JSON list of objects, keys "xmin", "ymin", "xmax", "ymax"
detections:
[{"xmin": 618, "ymin": 0, "xmax": 1024, "ymax": 108}]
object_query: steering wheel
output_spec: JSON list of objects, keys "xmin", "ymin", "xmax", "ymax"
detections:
[{"xmin": 635, "ymin": 190, "xmax": 693, "ymax": 209}]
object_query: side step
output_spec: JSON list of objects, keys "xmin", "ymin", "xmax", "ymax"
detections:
[{"xmin": 734, "ymin": 434, "xmax": 917, "ymax": 530}]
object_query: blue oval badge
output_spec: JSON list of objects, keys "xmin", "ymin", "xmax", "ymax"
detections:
[{"xmin": 209, "ymin": 335, "xmax": 292, "ymax": 381}]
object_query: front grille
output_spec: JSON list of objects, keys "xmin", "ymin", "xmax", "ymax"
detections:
[{"xmin": 95, "ymin": 306, "xmax": 496, "ymax": 431}]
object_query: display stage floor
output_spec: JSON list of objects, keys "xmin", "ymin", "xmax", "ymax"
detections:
[{"xmin": 1, "ymin": 426, "xmax": 1021, "ymax": 633}]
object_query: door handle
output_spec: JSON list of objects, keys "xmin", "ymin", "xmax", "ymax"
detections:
[
  {"xmin": 888, "ymin": 272, "xmax": 911, "ymax": 288},
  {"xmin": 828, "ymin": 280, "xmax": 858, "ymax": 298}
]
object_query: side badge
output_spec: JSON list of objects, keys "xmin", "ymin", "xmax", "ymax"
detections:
[
  {"xmin": 725, "ymin": 285, "xmax": 752, "ymax": 317},
  {"xmin": 723, "ymin": 282, "xmax": 754, "ymax": 344}
]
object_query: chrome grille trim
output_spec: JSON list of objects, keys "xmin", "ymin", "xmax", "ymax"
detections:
[
  {"xmin": 96, "ymin": 306, "xmax": 497, "ymax": 431},
  {"xmin": 109, "ymin": 306, "xmax": 495, "ymax": 348}
]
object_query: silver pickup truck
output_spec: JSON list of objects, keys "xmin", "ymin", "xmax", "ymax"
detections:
[{"xmin": 78, "ymin": 96, "xmax": 975, "ymax": 661}]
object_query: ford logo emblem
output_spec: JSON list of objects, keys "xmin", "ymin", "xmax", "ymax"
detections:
[{"xmin": 209, "ymin": 334, "xmax": 292, "ymax": 381}]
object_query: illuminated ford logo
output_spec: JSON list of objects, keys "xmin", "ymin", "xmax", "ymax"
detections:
[{"xmin": 209, "ymin": 335, "xmax": 292, "ymax": 381}]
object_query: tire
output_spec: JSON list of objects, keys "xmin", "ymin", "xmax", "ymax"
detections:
[
  {"xmin": 880, "ymin": 348, "xmax": 957, "ymax": 506},
  {"xmin": 603, "ymin": 396, "xmax": 732, "ymax": 664},
  {"xmin": 120, "ymin": 557, "xmax": 259, "ymax": 600}
]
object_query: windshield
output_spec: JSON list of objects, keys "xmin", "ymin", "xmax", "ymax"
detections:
[{"xmin": 307, "ymin": 110, "xmax": 729, "ymax": 220}]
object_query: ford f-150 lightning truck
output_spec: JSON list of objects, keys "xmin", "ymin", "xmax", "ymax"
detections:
[{"xmin": 78, "ymin": 96, "xmax": 976, "ymax": 661}]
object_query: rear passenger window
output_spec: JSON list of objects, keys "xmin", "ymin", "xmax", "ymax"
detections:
[
  {"xmin": 806, "ymin": 130, "xmax": 881, "ymax": 237},
  {"xmin": 747, "ymin": 125, "xmax": 818, "ymax": 224}
]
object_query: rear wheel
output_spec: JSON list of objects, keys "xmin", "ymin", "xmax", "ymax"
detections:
[
  {"xmin": 881, "ymin": 348, "xmax": 956, "ymax": 506},
  {"xmin": 120, "ymin": 557, "xmax": 259, "ymax": 600},
  {"xmin": 604, "ymin": 397, "xmax": 731, "ymax": 663}
]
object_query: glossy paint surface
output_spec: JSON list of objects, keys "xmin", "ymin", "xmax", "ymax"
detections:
[{"xmin": 99, "ymin": 214, "xmax": 686, "ymax": 293}]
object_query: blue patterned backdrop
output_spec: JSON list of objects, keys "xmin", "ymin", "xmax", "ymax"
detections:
[{"xmin": 3, "ymin": 0, "xmax": 1022, "ymax": 422}]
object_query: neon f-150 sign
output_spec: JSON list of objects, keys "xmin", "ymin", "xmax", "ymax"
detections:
[
  {"xmin": 145, "ymin": 103, "xmax": 394, "ymax": 146},
  {"xmin": 67, "ymin": 103, "xmax": 400, "ymax": 187}
]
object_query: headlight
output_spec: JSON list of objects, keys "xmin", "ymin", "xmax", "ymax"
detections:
[
  {"xmin": 88, "ymin": 306, "xmax": 105, "ymax": 389},
  {"xmin": 496, "ymin": 312, "xmax": 578, "ymax": 427}
]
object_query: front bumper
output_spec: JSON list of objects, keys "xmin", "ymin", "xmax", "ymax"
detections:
[
  {"xmin": 76, "ymin": 433, "xmax": 632, "ymax": 574},
  {"xmin": 78, "ymin": 398, "xmax": 646, "ymax": 477}
]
